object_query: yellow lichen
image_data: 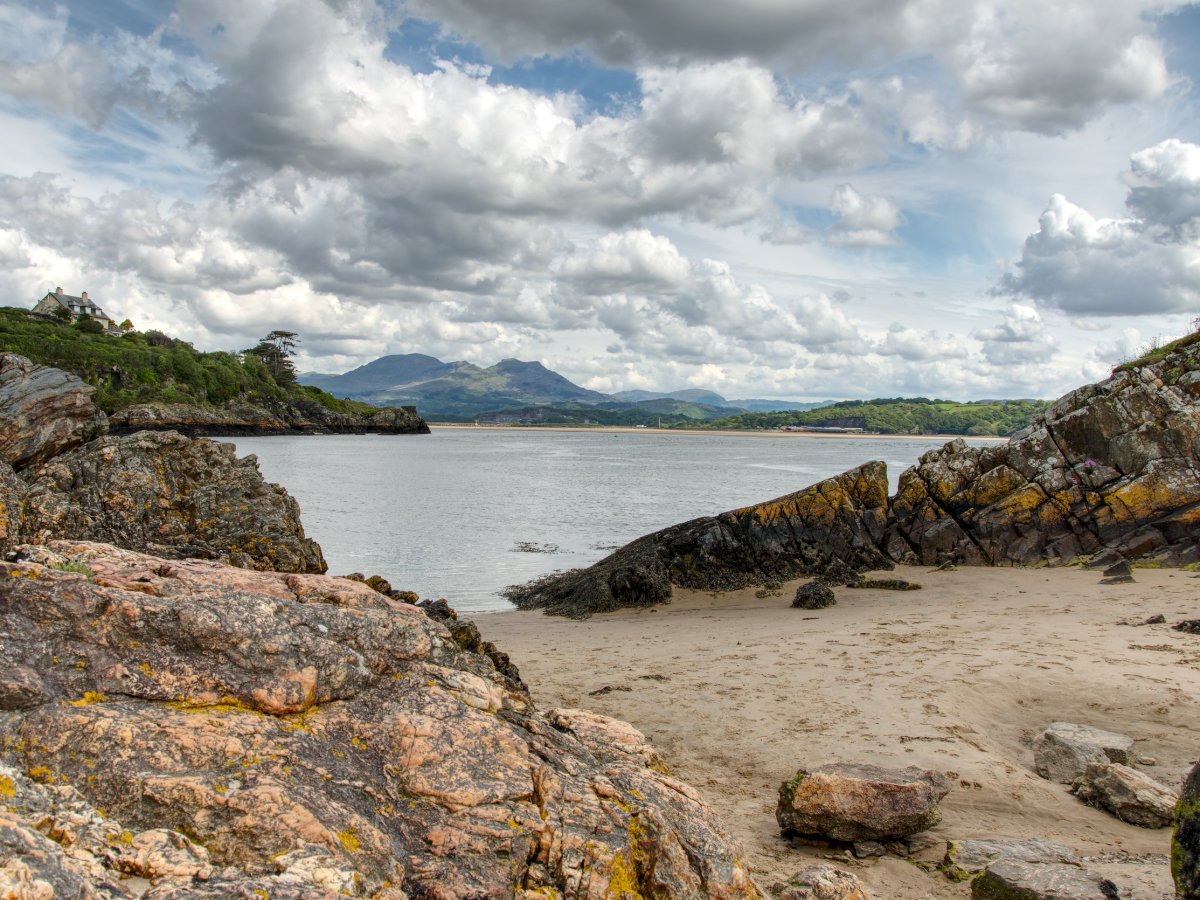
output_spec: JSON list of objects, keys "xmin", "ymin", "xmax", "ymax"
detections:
[
  {"xmin": 25, "ymin": 767, "xmax": 54, "ymax": 784},
  {"xmin": 0, "ymin": 775, "xmax": 14, "ymax": 798},
  {"xmin": 606, "ymin": 850, "xmax": 643, "ymax": 899},
  {"xmin": 337, "ymin": 829, "xmax": 360, "ymax": 853},
  {"xmin": 68, "ymin": 691, "xmax": 108, "ymax": 707}
]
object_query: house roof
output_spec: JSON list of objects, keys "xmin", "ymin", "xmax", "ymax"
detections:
[{"xmin": 43, "ymin": 291, "xmax": 111, "ymax": 320}]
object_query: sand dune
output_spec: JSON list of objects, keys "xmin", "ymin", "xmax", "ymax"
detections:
[{"xmin": 478, "ymin": 565, "xmax": 1199, "ymax": 898}]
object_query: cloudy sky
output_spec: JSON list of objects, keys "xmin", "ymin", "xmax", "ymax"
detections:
[{"xmin": 1, "ymin": 0, "xmax": 1198, "ymax": 401}]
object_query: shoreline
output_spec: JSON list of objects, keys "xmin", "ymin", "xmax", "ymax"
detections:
[
  {"xmin": 476, "ymin": 565, "xmax": 1197, "ymax": 898},
  {"xmin": 430, "ymin": 422, "xmax": 1009, "ymax": 441}
]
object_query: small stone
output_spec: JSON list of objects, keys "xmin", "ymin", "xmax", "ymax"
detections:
[
  {"xmin": 971, "ymin": 859, "xmax": 1119, "ymax": 899},
  {"xmin": 1032, "ymin": 722, "xmax": 1134, "ymax": 783},
  {"xmin": 1141, "ymin": 614, "xmax": 1166, "ymax": 625},
  {"xmin": 1174, "ymin": 619, "xmax": 1200, "ymax": 634},
  {"xmin": 851, "ymin": 841, "xmax": 886, "ymax": 858},
  {"xmin": 776, "ymin": 863, "xmax": 871, "ymax": 900},
  {"xmin": 1071, "ymin": 762, "xmax": 1179, "ymax": 829},
  {"xmin": 1136, "ymin": 756, "xmax": 1158, "ymax": 767},
  {"xmin": 1102, "ymin": 560, "xmax": 1133, "ymax": 577},
  {"xmin": 792, "ymin": 581, "xmax": 836, "ymax": 610}
]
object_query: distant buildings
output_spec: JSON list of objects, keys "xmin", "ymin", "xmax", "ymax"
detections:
[{"xmin": 32, "ymin": 287, "xmax": 118, "ymax": 331}]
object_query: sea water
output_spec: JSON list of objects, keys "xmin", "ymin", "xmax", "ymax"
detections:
[{"xmin": 221, "ymin": 429, "xmax": 1000, "ymax": 612}]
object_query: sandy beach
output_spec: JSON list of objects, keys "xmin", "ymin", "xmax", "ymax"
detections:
[{"xmin": 478, "ymin": 565, "xmax": 1199, "ymax": 898}]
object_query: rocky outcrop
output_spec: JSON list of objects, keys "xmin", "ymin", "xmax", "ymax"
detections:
[
  {"xmin": 510, "ymin": 335, "xmax": 1200, "ymax": 616},
  {"xmin": 0, "ymin": 356, "xmax": 326, "ymax": 573},
  {"xmin": 1032, "ymin": 722, "xmax": 1134, "ymax": 784},
  {"xmin": 1071, "ymin": 763, "xmax": 1179, "ymax": 829},
  {"xmin": 507, "ymin": 462, "xmax": 893, "ymax": 618},
  {"xmin": 0, "ymin": 352, "xmax": 107, "ymax": 471},
  {"xmin": 21, "ymin": 430, "xmax": 326, "ymax": 573},
  {"xmin": 109, "ymin": 397, "xmax": 430, "ymax": 436},
  {"xmin": 0, "ymin": 541, "xmax": 761, "ymax": 898},
  {"xmin": 970, "ymin": 859, "xmax": 1119, "ymax": 900},
  {"xmin": 776, "ymin": 763, "xmax": 951, "ymax": 842},
  {"xmin": 1176, "ymin": 763, "xmax": 1200, "ymax": 898},
  {"xmin": 888, "ymin": 339, "xmax": 1200, "ymax": 567}
]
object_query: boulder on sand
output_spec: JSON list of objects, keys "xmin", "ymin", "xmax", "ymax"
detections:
[
  {"xmin": 777, "ymin": 763, "xmax": 951, "ymax": 842},
  {"xmin": 1071, "ymin": 762, "xmax": 1179, "ymax": 828},
  {"xmin": 970, "ymin": 859, "xmax": 1119, "ymax": 899},
  {"xmin": 1032, "ymin": 722, "xmax": 1134, "ymax": 783},
  {"xmin": 941, "ymin": 837, "xmax": 1079, "ymax": 882},
  {"xmin": 792, "ymin": 580, "xmax": 836, "ymax": 609}
]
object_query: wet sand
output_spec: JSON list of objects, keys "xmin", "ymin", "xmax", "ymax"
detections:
[{"xmin": 478, "ymin": 565, "xmax": 1199, "ymax": 898}]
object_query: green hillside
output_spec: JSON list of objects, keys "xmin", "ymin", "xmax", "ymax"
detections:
[
  {"xmin": 697, "ymin": 396, "xmax": 1048, "ymax": 436},
  {"xmin": 0, "ymin": 306, "xmax": 371, "ymax": 417}
]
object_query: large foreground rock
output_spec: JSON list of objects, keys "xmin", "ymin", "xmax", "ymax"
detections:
[
  {"xmin": 20, "ymin": 430, "xmax": 326, "ymax": 573},
  {"xmin": 776, "ymin": 763, "xmax": 951, "ymax": 842},
  {"xmin": 1032, "ymin": 721, "xmax": 1134, "ymax": 784},
  {"xmin": 1176, "ymin": 763, "xmax": 1200, "ymax": 898},
  {"xmin": 0, "ymin": 541, "xmax": 760, "ymax": 898},
  {"xmin": 971, "ymin": 859, "xmax": 1119, "ymax": 899},
  {"xmin": 507, "ymin": 462, "xmax": 893, "ymax": 617},
  {"xmin": 1071, "ymin": 762, "xmax": 1178, "ymax": 828},
  {"xmin": 0, "ymin": 352, "xmax": 107, "ymax": 471}
]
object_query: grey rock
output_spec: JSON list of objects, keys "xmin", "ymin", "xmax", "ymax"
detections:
[
  {"xmin": 971, "ymin": 859, "xmax": 1119, "ymax": 899},
  {"xmin": 1099, "ymin": 574, "xmax": 1135, "ymax": 584},
  {"xmin": 793, "ymin": 580, "xmax": 837, "ymax": 609},
  {"xmin": 1102, "ymin": 560, "xmax": 1132, "ymax": 577},
  {"xmin": 851, "ymin": 840, "xmax": 886, "ymax": 858},
  {"xmin": 942, "ymin": 837, "xmax": 1078, "ymax": 881},
  {"xmin": 1071, "ymin": 762, "xmax": 1179, "ymax": 828},
  {"xmin": 777, "ymin": 763, "xmax": 952, "ymax": 842},
  {"xmin": 0, "ymin": 353, "xmax": 107, "ymax": 471},
  {"xmin": 1032, "ymin": 722, "xmax": 1134, "ymax": 783}
]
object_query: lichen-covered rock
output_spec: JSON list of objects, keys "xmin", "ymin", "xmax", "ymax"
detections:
[
  {"xmin": 507, "ymin": 462, "xmax": 893, "ymax": 617},
  {"xmin": 0, "ymin": 353, "xmax": 107, "ymax": 471},
  {"xmin": 19, "ymin": 430, "xmax": 326, "ymax": 573},
  {"xmin": 888, "ymin": 339, "xmax": 1200, "ymax": 567},
  {"xmin": 1032, "ymin": 722, "xmax": 1134, "ymax": 784},
  {"xmin": 109, "ymin": 398, "xmax": 429, "ymax": 436},
  {"xmin": 1071, "ymin": 762, "xmax": 1179, "ymax": 829},
  {"xmin": 941, "ymin": 838, "xmax": 1079, "ymax": 882},
  {"xmin": 0, "ymin": 542, "xmax": 761, "ymax": 899},
  {"xmin": 775, "ymin": 864, "xmax": 870, "ymax": 899},
  {"xmin": 776, "ymin": 763, "xmax": 952, "ymax": 842},
  {"xmin": 1175, "ymin": 763, "xmax": 1200, "ymax": 898}
]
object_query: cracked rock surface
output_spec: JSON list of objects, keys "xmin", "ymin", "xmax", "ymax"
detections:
[{"xmin": 0, "ymin": 541, "xmax": 760, "ymax": 899}]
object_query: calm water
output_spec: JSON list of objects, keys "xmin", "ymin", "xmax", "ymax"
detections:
[{"xmin": 221, "ymin": 429, "xmax": 998, "ymax": 612}]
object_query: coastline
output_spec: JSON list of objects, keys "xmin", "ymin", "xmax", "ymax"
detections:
[
  {"xmin": 430, "ymin": 422, "xmax": 1009, "ymax": 441},
  {"xmin": 477, "ymin": 564, "xmax": 1197, "ymax": 898}
]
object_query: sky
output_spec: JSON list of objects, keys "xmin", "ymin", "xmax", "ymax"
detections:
[{"xmin": 0, "ymin": 1, "xmax": 1198, "ymax": 401}]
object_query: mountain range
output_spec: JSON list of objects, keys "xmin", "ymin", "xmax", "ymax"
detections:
[{"xmin": 299, "ymin": 354, "xmax": 828, "ymax": 421}]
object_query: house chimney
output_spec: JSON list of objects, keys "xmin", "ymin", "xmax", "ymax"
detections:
[
  {"xmin": 55, "ymin": 286, "xmax": 62, "ymax": 294},
  {"xmin": 81, "ymin": 291, "xmax": 88, "ymax": 301}
]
